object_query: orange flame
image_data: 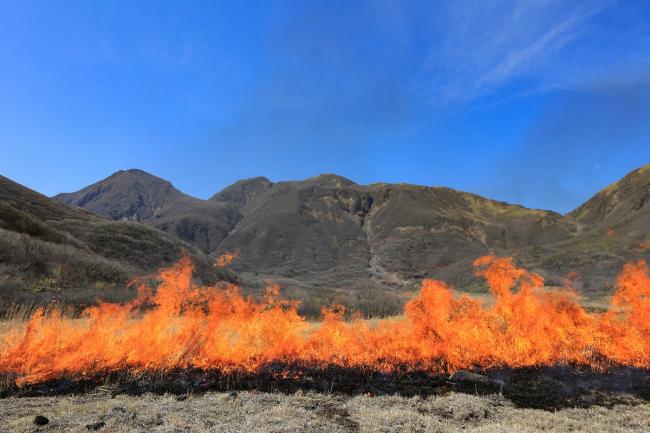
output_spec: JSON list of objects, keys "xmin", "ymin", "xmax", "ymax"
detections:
[
  {"xmin": 1, "ymin": 255, "xmax": 650, "ymax": 385},
  {"xmin": 215, "ymin": 252, "xmax": 238, "ymax": 268}
]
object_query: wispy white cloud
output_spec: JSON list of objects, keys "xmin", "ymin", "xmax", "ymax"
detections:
[
  {"xmin": 477, "ymin": 7, "xmax": 590, "ymax": 87},
  {"xmin": 413, "ymin": 0, "xmax": 638, "ymax": 106}
]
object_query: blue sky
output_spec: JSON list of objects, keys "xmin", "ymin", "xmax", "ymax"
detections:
[{"xmin": 1, "ymin": 0, "xmax": 649, "ymax": 213}]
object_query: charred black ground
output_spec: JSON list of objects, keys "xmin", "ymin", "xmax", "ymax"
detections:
[{"xmin": 3, "ymin": 365, "xmax": 650, "ymax": 411}]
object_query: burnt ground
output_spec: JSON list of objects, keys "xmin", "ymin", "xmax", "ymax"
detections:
[{"xmin": 3, "ymin": 364, "xmax": 650, "ymax": 411}]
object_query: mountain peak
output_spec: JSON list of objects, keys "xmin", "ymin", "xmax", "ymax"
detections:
[
  {"xmin": 306, "ymin": 173, "xmax": 356, "ymax": 187},
  {"xmin": 40, "ymin": 165, "xmax": 650, "ymax": 299},
  {"xmin": 569, "ymin": 163, "xmax": 650, "ymax": 226},
  {"xmin": 211, "ymin": 177, "xmax": 273, "ymax": 208},
  {"xmin": 54, "ymin": 169, "xmax": 185, "ymax": 221},
  {"xmin": 109, "ymin": 168, "xmax": 169, "ymax": 182}
]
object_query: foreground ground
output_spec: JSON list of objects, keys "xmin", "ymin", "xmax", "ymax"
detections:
[{"xmin": 2, "ymin": 390, "xmax": 649, "ymax": 433}]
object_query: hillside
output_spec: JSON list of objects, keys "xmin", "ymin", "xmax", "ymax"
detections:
[
  {"xmin": 55, "ymin": 169, "xmax": 241, "ymax": 254},
  {"xmin": 52, "ymin": 171, "xmax": 598, "ymax": 294},
  {"xmin": 210, "ymin": 176, "xmax": 274, "ymax": 209},
  {"xmin": 0, "ymin": 175, "xmax": 227, "ymax": 309},
  {"xmin": 46, "ymin": 164, "xmax": 650, "ymax": 305},
  {"xmin": 570, "ymin": 163, "xmax": 650, "ymax": 231},
  {"xmin": 516, "ymin": 163, "xmax": 650, "ymax": 297},
  {"xmin": 211, "ymin": 175, "xmax": 577, "ymax": 299}
]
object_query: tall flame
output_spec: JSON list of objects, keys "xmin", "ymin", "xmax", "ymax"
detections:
[{"xmin": 1, "ymin": 255, "xmax": 649, "ymax": 385}]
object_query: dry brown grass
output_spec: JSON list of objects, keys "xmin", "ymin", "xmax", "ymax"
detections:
[
  {"xmin": 0, "ymin": 289, "xmax": 646, "ymax": 432},
  {"xmin": 1, "ymin": 390, "xmax": 649, "ymax": 433}
]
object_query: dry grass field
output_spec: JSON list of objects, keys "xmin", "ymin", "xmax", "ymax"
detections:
[
  {"xmin": 1, "ymin": 389, "xmax": 649, "ymax": 433},
  {"xmin": 1, "ymin": 294, "xmax": 648, "ymax": 433},
  {"xmin": 1, "ymin": 258, "xmax": 647, "ymax": 432}
]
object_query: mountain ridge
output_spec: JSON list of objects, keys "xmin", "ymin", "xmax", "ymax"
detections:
[
  {"xmin": 55, "ymin": 169, "xmax": 241, "ymax": 254},
  {"xmin": 49, "ymin": 165, "xmax": 650, "ymax": 298},
  {"xmin": 0, "ymin": 174, "xmax": 233, "ymax": 309}
]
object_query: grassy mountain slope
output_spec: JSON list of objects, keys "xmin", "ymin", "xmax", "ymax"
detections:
[
  {"xmin": 0, "ymin": 175, "xmax": 226, "ymax": 309},
  {"xmin": 515, "ymin": 163, "xmax": 650, "ymax": 298},
  {"xmin": 49, "ymin": 164, "xmax": 650, "ymax": 303},
  {"xmin": 214, "ymin": 174, "xmax": 575, "ymax": 295},
  {"xmin": 210, "ymin": 176, "xmax": 274, "ymax": 209}
]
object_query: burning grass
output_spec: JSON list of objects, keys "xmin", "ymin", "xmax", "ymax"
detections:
[{"xmin": 1, "ymin": 254, "xmax": 650, "ymax": 408}]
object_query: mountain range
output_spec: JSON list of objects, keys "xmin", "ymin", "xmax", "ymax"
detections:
[
  {"xmin": 56, "ymin": 165, "xmax": 650, "ymax": 296},
  {"xmin": 1, "ymin": 164, "xmax": 648, "ymax": 311}
]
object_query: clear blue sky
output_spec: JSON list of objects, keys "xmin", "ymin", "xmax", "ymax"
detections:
[{"xmin": 1, "ymin": 0, "xmax": 649, "ymax": 213}]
